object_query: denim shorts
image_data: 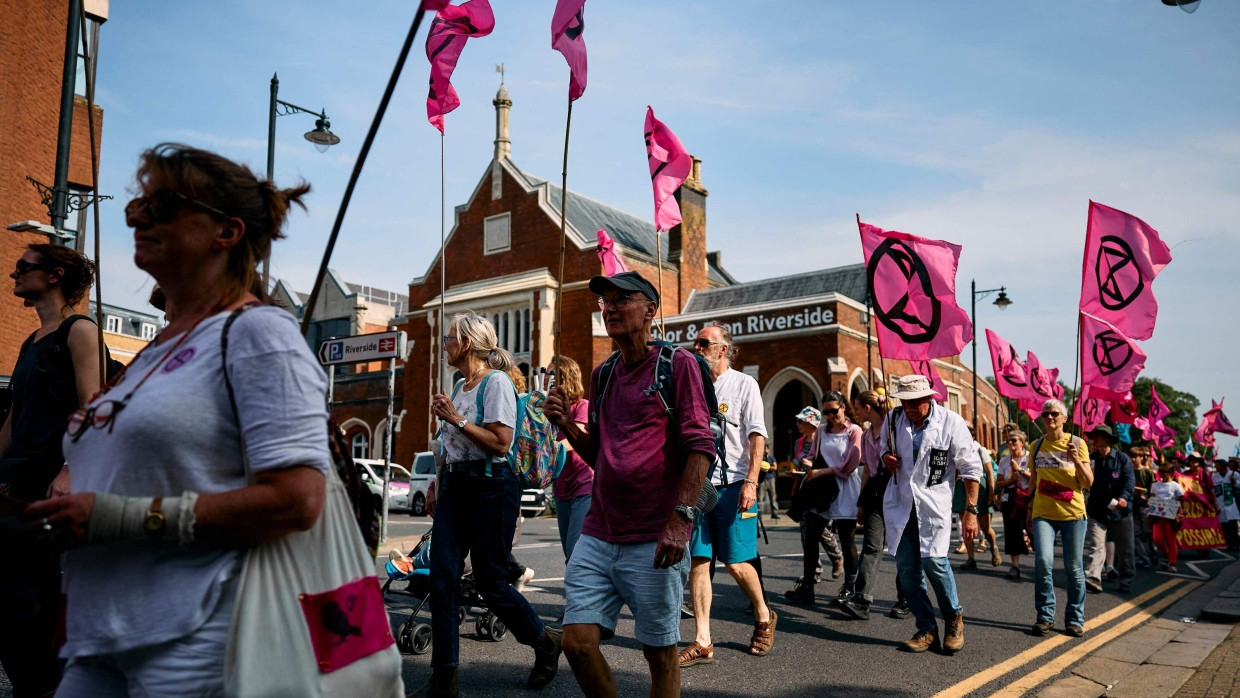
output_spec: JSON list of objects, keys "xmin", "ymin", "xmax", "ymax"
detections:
[
  {"xmin": 688, "ymin": 482, "xmax": 759, "ymax": 564},
  {"xmin": 563, "ymin": 534, "xmax": 689, "ymax": 648}
]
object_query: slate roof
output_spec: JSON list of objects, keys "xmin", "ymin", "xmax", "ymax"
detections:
[
  {"xmin": 682, "ymin": 263, "xmax": 868, "ymax": 313},
  {"xmin": 519, "ymin": 168, "xmax": 733, "ymax": 287},
  {"xmin": 89, "ymin": 301, "xmax": 162, "ymax": 337}
]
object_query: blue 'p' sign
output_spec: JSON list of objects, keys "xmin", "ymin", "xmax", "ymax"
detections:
[{"xmin": 328, "ymin": 342, "xmax": 343, "ymax": 362}]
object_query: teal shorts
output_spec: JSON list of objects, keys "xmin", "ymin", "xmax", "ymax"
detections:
[{"xmin": 689, "ymin": 481, "xmax": 759, "ymax": 564}]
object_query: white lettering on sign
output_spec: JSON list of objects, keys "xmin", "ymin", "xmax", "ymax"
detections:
[{"xmin": 665, "ymin": 306, "xmax": 835, "ymax": 342}]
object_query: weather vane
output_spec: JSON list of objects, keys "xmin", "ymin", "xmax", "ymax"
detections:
[{"xmin": 495, "ymin": 63, "xmax": 505, "ymax": 85}]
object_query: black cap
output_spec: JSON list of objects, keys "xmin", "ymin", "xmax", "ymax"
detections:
[
  {"xmin": 1088, "ymin": 424, "xmax": 1118, "ymax": 442},
  {"xmin": 589, "ymin": 271, "xmax": 660, "ymax": 307}
]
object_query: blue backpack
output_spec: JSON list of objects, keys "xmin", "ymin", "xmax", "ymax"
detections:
[{"xmin": 448, "ymin": 372, "xmax": 566, "ymax": 487}]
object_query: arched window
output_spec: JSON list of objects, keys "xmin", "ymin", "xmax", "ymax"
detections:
[{"xmin": 351, "ymin": 433, "xmax": 369, "ymax": 460}]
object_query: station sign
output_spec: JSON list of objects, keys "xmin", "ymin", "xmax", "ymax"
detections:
[{"xmin": 318, "ymin": 330, "xmax": 407, "ymax": 366}]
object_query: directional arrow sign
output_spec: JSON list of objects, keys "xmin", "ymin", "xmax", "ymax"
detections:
[{"xmin": 318, "ymin": 330, "xmax": 406, "ymax": 366}]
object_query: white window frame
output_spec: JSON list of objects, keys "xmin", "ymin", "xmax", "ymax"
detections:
[
  {"xmin": 104, "ymin": 315, "xmax": 122, "ymax": 334},
  {"xmin": 139, "ymin": 323, "xmax": 157, "ymax": 340},
  {"xmin": 483, "ymin": 213, "xmax": 511, "ymax": 255},
  {"xmin": 352, "ymin": 433, "xmax": 369, "ymax": 461}
]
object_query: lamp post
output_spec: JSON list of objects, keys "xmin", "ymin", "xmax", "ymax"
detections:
[
  {"xmin": 264, "ymin": 73, "xmax": 340, "ymax": 287},
  {"xmin": 972, "ymin": 279, "xmax": 1012, "ymax": 441}
]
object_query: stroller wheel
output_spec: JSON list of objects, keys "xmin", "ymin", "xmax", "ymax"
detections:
[
  {"xmin": 487, "ymin": 614, "xmax": 508, "ymax": 642},
  {"xmin": 396, "ymin": 620, "xmax": 415, "ymax": 654},
  {"xmin": 475, "ymin": 613, "xmax": 492, "ymax": 639},
  {"xmin": 411, "ymin": 623, "xmax": 432, "ymax": 655}
]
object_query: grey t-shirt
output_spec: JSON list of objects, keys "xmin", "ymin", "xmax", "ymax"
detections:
[
  {"xmin": 61, "ymin": 306, "xmax": 331, "ymax": 657},
  {"xmin": 441, "ymin": 369, "xmax": 516, "ymax": 464}
]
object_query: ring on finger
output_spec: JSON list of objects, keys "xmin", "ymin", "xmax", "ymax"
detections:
[{"xmin": 41, "ymin": 517, "xmax": 52, "ymax": 533}]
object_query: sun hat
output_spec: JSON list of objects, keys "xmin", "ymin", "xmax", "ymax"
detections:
[
  {"xmin": 795, "ymin": 406, "xmax": 822, "ymax": 428},
  {"xmin": 1088, "ymin": 424, "xmax": 1118, "ymax": 443},
  {"xmin": 891, "ymin": 375, "xmax": 937, "ymax": 401}
]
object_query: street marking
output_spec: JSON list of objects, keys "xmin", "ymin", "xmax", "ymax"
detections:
[
  {"xmin": 987, "ymin": 579, "xmax": 1201, "ymax": 697},
  {"xmin": 531, "ymin": 577, "xmax": 565, "ymax": 584},
  {"xmin": 513, "ymin": 542, "xmax": 558, "ymax": 550},
  {"xmin": 1179, "ymin": 549, "xmax": 1235, "ymax": 580},
  {"xmin": 930, "ymin": 578, "xmax": 1184, "ymax": 698}
]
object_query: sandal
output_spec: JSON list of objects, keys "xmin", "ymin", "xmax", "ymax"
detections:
[
  {"xmin": 677, "ymin": 641, "xmax": 714, "ymax": 667},
  {"xmin": 749, "ymin": 609, "xmax": 777, "ymax": 656}
]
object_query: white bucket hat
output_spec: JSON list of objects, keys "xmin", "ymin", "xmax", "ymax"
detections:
[{"xmin": 891, "ymin": 375, "xmax": 937, "ymax": 401}]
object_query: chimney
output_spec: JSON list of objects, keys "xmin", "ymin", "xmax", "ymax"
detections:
[
  {"xmin": 670, "ymin": 156, "xmax": 708, "ymax": 312},
  {"xmin": 493, "ymin": 83, "xmax": 512, "ymax": 160}
]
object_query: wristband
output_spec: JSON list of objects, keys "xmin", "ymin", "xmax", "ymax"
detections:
[
  {"xmin": 88, "ymin": 492, "xmax": 198, "ymax": 544},
  {"xmin": 743, "ymin": 479, "xmax": 758, "ymax": 486}
]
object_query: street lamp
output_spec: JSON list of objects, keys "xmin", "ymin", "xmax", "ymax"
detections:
[
  {"xmin": 264, "ymin": 72, "xmax": 340, "ymax": 285},
  {"xmin": 972, "ymin": 280, "xmax": 1013, "ymax": 441}
]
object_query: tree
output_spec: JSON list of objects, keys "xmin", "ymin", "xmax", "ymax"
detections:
[{"xmin": 1131, "ymin": 376, "xmax": 1200, "ymax": 452}]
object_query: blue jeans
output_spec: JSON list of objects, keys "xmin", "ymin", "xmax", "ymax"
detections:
[
  {"xmin": 895, "ymin": 510, "xmax": 962, "ymax": 632},
  {"xmin": 1032, "ymin": 516, "xmax": 1087, "ymax": 627},
  {"xmin": 430, "ymin": 464, "xmax": 545, "ymax": 668},
  {"xmin": 555, "ymin": 494, "xmax": 592, "ymax": 562}
]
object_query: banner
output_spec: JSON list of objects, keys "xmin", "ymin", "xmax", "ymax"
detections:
[
  {"xmin": 1205, "ymin": 399, "xmax": 1238, "ymax": 437},
  {"xmin": 1194, "ymin": 418, "xmax": 1216, "ymax": 449},
  {"xmin": 909, "ymin": 360, "xmax": 948, "ymax": 403},
  {"xmin": 1079, "ymin": 201, "xmax": 1172, "ymax": 341},
  {"xmin": 596, "ymin": 229, "xmax": 628, "ymax": 277},
  {"xmin": 1080, "ymin": 312, "xmax": 1147, "ymax": 402},
  {"xmin": 1111, "ymin": 391, "xmax": 1139, "ymax": 425},
  {"xmin": 1025, "ymin": 351, "xmax": 1060, "ymax": 402},
  {"xmin": 426, "ymin": 0, "xmax": 496, "ymax": 132},
  {"xmin": 985, "ymin": 329, "xmax": 1034, "ymax": 402},
  {"xmin": 858, "ymin": 220, "xmax": 973, "ymax": 361},
  {"xmin": 1140, "ymin": 385, "xmax": 1177, "ymax": 449},
  {"xmin": 551, "ymin": 0, "xmax": 587, "ymax": 101},
  {"xmin": 1175, "ymin": 472, "xmax": 1226, "ymax": 550},
  {"xmin": 1073, "ymin": 386, "xmax": 1110, "ymax": 433},
  {"xmin": 644, "ymin": 106, "xmax": 691, "ymax": 232}
]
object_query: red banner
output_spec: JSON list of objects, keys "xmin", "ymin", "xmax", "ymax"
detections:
[{"xmin": 1175, "ymin": 473, "xmax": 1225, "ymax": 550}]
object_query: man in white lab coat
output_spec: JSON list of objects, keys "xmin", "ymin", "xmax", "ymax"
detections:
[{"xmin": 880, "ymin": 375, "xmax": 982, "ymax": 655}]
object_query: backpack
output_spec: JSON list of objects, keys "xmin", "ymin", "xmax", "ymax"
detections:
[
  {"xmin": 590, "ymin": 340, "xmax": 727, "ymax": 510},
  {"xmin": 17, "ymin": 315, "xmax": 125, "ymax": 390},
  {"xmin": 448, "ymin": 371, "xmax": 567, "ymax": 488},
  {"xmin": 221, "ymin": 306, "xmax": 382, "ymax": 558}
]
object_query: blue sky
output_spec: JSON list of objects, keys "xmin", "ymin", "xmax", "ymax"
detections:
[{"xmin": 87, "ymin": 1, "xmax": 1239, "ymax": 453}]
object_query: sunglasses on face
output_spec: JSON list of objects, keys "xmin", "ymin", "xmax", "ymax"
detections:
[
  {"xmin": 694, "ymin": 338, "xmax": 724, "ymax": 349},
  {"xmin": 13, "ymin": 259, "xmax": 54, "ymax": 275},
  {"xmin": 1041, "ymin": 412, "xmax": 1063, "ymax": 419},
  {"xmin": 125, "ymin": 189, "xmax": 230, "ymax": 225}
]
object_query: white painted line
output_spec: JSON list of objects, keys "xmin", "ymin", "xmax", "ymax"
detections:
[
  {"xmin": 531, "ymin": 577, "xmax": 565, "ymax": 583},
  {"xmin": 512, "ymin": 542, "xmax": 558, "ymax": 550}
]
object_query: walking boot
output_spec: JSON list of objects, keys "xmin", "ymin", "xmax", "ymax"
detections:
[
  {"xmin": 527, "ymin": 628, "xmax": 563, "ymax": 689},
  {"xmin": 784, "ymin": 581, "xmax": 815, "ymax": 604},
  {"xmin": 943, "ymin": 612, "xmax": 965, "ymax": 653},
  {"xmin": 901, "ymin": 627, "xmax": 939, "ymax": 653},
  {"xmin": 410, "ymin": 666, "xmax": 459, "ymax": 698},
  {"xmin": 888, "ymin": 598, "xmax": 911, "ymax": 618},
  {"xmin": 840, "ymin": 596, "xmax": 871, "ymax": 621}
]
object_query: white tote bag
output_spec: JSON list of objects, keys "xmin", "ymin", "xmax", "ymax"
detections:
[{"xmin": 223, "ymin": 475, "xmax": 405, "ymax": 698}]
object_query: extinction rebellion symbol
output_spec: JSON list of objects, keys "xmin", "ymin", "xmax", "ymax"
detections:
[
  {"xmin": 1001, "ymin": 347, "xmax": 1027, "ymax": 389},
  {"xmin": 1092, "ymin": 330, "xmax": 1133, "ymax": 377},
  {"xmin": 1095, "ymin": 235, "xmax": 1145, "ymax": 311},
  {"xmin": 866, "ymin": 239, "xmax": 941, "ymax": 345},
  {"xmin": 1081, "ymin": 397, "xmax": 1103, "ymax": 425}
]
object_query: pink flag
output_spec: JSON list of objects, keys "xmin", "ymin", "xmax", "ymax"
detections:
[
  {"xmin": 1205, "ymin": 399, "xmax": 1238, "ymax": 437},
  {"xmin": 423, "ymin": 0, "xmax": 452, "ymax": 11},
  {"xmin": 1018, "ymin": 399, "xmax": 1043, "ymax": 422},
  {"xmin": 1142, "ymin": 385, "xmax": 1177, "ymax": 449},
  {"xmin": 1073, "ymin": 386, "xmax": 1110, "ymax": 434},
  {"xmin": 425, "ymin": 0, "xmax": 495, "ymax": 133},
  {"xmin": 1025, "ymin": 351, "xmax": 1061, "ymax": 403},
  {"xmin": 1080, "ymin": 312, "xmax": 1147, "ymax": 402},
  {"xmin": 909, "ymin": 360, "xmax": 948, "ymax": 403},
  {"xmin": 985, "ymin": 329, "xmax": 1034, "ymax": 402},
  {"xmin": 644, "ymin": 107, "xmax": 691, "ymax": 232},
  {"xmin": 1111, "ymin": 391, "xmax": 1139, "ymax": 425},
  {"xmin": 551, "ymin": 0, "xmax": 587, "ymax": 101},
  {"xmin": 1194, "ymin": 418, "xmax": 1217, "ymax": 449},
  {"xmin": 858, "ymin": 220, "xmax": 974, "ymax": 361},
  {"xmin": 1079, "ymin": 201, "xmax": 1172, "ymax": 341},
  {"xmin": 596, "ymin": 229, "xmax": 628, "ymax": 277}
]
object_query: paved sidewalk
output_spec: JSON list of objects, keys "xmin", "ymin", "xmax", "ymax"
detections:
[{"xmin": 1176, "ymin": 625, "xmax": 1240, "ymax": 698}]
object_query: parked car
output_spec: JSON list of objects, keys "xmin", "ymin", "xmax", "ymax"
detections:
[
  {"xmin": 520, "ymin": 486, "xmax": 554, "ymax": 518},
  {"xmin": 355, "ymin": 459, "xmax": 418, "ymax": 513},
  {"xmin": 407, "ymin": 451, "xmax": 436, "ymax": 516}
]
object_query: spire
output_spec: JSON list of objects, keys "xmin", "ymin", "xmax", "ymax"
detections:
[{"xmin": 493, "ymin": 73, "xmax": 511, "ymax": 161}]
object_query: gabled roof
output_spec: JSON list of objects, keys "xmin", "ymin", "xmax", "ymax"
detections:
[
  {"xmin": 522, "ymin": 171, "xmax": 667, "ymax": 262},
  {"xmin": 683, "ymin": 263, "xmax": 867, "ymax": 313}
]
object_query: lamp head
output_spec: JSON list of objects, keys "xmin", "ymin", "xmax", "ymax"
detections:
[
  {"xmin": 304, "ymin": 115, "xmax": 340, "ymax": 153},
  {"xmin": 993, "ymin": 288, "xmax": 1012, "ymax": 311}
]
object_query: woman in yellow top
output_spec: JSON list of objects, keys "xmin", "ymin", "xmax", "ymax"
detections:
[{"xmin": 1025, "ymin": 399, "xmax": 1093, "ymax": 639}]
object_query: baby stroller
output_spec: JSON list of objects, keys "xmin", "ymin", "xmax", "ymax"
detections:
[{"xmin": 383, "ymin": 531, "xmax": 509, "ymax": 656}]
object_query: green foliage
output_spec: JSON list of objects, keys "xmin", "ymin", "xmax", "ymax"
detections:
[{"xmin": 1132, "ymin": 376, "xmax": 1199, "ymax": 451}]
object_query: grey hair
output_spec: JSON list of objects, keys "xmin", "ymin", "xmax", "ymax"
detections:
[
  {"xmin": 449, "ymin": 311, "xmax": 514, "ymax": 371},
  {"xmin": 1043, "ymin": 399, "xmax": 1069, "ymax": 417},
  {"xmin": 1008, "ymin": 429, "xmax": 1028, "ymax": 444},
  {"xmin": 702, "ymin": 321, "xmax": 739, "ymax": 361}
]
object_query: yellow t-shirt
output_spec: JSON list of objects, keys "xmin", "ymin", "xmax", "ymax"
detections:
[{"xmin": 1030, "ymin": 434, "xmax": 1090, "ymax": 521}]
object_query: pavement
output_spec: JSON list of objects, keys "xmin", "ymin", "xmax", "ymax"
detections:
[{"xmin": 1, "ymin": 514, "xmax": 1235, "ymax": 697}]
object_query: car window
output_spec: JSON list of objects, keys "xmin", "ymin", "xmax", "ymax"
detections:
[{"xmin": 414, "ymin": 454, "xmax": 436, "ymax": 476}]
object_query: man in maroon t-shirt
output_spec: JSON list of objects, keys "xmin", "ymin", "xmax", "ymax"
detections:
[{"xmin": 546, "ymin": 271, "xmax": 715, "ymax": 698}]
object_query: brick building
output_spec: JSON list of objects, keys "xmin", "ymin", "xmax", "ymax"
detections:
[{"xmin": 1, "ymin": 0, "xmax": 108, "ymax": 386}]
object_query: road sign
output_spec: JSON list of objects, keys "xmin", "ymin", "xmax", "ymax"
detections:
[{"xmin": 317, "ymin": 330, "xmax": 406, "ymax": 366}]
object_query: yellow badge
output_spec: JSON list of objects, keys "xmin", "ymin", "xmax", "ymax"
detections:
[{"xmin": 719, "ymin": 403, "xmax": 730, "ymax": 414}]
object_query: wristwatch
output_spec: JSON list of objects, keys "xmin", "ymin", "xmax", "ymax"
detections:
[
  {"xmin": 455, "ymin": 418, "xmax": 468, "ymax": 431},
  {"xmin": 964, "ymin": 503, "xmax": 979, "ymax": 515},
  {"xmin": 673, "ymin": 503, "xmax": 698, "ymax": 523},
  {"xmin": 144, "ymin": 498, "xmax": 166, "ymax": 540}
]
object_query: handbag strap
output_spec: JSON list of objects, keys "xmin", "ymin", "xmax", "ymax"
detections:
[{"xmin": 220, "ymin": 305, "xmax": 259, "ymax": 482}]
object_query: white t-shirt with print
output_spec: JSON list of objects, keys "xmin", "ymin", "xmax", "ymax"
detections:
[
  {"xmin": 712, "ymin": 368, "xmax": 768, "ymax": 486},
  {"xmin": 442, "ymin": 369, "xmax": 517, "ymax": 464}
]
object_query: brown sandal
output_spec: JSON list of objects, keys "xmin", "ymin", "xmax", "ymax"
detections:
[
  {"xmin": 677, "ymin": 641, "xmax": 715, "ymax": 667},
  {"xmin": 749, "ymin": 609, "xmax": 777, "ymax": 656}
]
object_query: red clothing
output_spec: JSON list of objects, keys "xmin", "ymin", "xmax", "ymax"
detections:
[
  {"xmin": 553, "ymin": 399, "xmax": 593, "ymax": 500},
  {"xmin": 1152, "ymin": 518, "xmax": 1179, "ymax": 565},
  {"xmin": 582, "ymin": 346, "xmax": 716, "ymax": 544}
]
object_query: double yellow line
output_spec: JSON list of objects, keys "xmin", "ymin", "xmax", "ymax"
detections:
[{"xmin": 931, "ymin": 578, "xmax": 1201, "ymax": 698}]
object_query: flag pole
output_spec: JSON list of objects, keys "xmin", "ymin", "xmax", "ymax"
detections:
[
  {"xmin": 553, "ymin": 95, "xmax": 573, "ymax": 372},
  {"xmin": 438, "ymin": 131, "xmax": 446, "ymax": 398},
  {"xmin": 656, "ymin": 230, "xmax": 665, "ymax": 337},
  {"xmin": 79, "ymin": 11, "xmax": 106, "ymax": 387},
  {"xmin": 1070, "ymin": 311, "xmax": 1083, "ymax": 436}
]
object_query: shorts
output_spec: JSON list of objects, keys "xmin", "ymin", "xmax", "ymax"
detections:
[
  {"xmin": 688, "ymin": 481, "xmax": 759, "ymax": 564},
  {"xmin": 563, "ymin": 534, "xmax": 689, "ymax": 648},
  {"xmin": 953, "ymin": 477, "xmax": 990, "ymax": 515}
]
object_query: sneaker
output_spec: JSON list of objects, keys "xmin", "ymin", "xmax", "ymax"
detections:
[
  {"xmin": 1103, "ymin": 566, "xmax": 1118, "ymax": 581},
  {"xmin": 1065, "ymin": 624, "xmax": 1084, "ymax": 638},
  {"xmin": 677, "ymin": 641, "xmax": 715, "ymax": 668},
  {"xmin": 901, "ymin": 627, "xmax": 939, "ymax": 653},
  {"xmin": 889, "ymin": 599, "xmax": 911, "ymax": 618},
  {"xmin": 1005, "ymin": 566, "xmax": 1021, "ymax": 580},
  {"xmin": 784, "ymin": 582, "xmax": 815, "ymax": 604},
  {"xmin": 680, "ymin": 602, "xmax": 695, "ymax": 619},
  {"xmin": 942, "ymin": 613, "xmax": 964, "ymax": 653},
  {"xmin": 527, "ymin": 628, "xmax": 562, "ymax": 689},
  {"xmin": 1159, "ymin": 561, "xmax": 1170, "ymax": 572},
  {"xmin": 1117, "ymin": 584, "xmax": 1132, "ymax": 595},
  {"xmin": 959, "ymin": 558, "xmax": 978, "ymax": 571},
  {"xmin": 515, "ymin": 567, "xmax": 536, "ymax": 592},
  {"xmin": 833, "ymin": 582, "xmax": 855, "ymax": 607},
  {"xmin": 1085, "ymin": 578, "xmax": 1103, "ymax": 594},
  {"xmin": 1136, "ymin": 557, "xmax": 1150, "ymax": 569},
  {"xmin": 840, "ymin": 598, "xmax": 871, "ymax": 621},
  {"xmin": 1031, "ymin": 621, "xmax": 1052, "ymax": 636},
  {"xmin": 1167, "ymin": 564, "xmax": 1178, "ymax": 573}
]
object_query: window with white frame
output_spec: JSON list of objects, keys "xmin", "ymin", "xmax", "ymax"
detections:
[
  {"xmin": 139, "ymin": 323, "xmax": 157, "ymax": 340},
  {"xmin": 948, "ymin": 390, "xmax": 962, "ymax": 415},
  {"xmin": 104, "ymin": 315, "xmax": 122, "ymax": 334},
  {"xmin": 483, "ymin": 213, "xmax": 511, "ymax": 254},
  {"xmin": 351, "ymin": 433, "xmax": 369, "ymax": 460}
]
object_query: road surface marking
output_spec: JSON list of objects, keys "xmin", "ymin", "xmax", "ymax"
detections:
[
  {"xmin": 530, "ymin": 577, "xmax": 565, "ymax": 584},
  {"xmin": 930, "ymin": 578, "xmax": 1184, "ymax": 698},
  {"xmin": 987, "ymin": 579, "xmax": 1201, "ymax": 697}
]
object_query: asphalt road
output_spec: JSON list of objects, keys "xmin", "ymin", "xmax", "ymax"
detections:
[{"xmin": 381, "ymin": 512, "xmax": 1234, "ymax": 697}]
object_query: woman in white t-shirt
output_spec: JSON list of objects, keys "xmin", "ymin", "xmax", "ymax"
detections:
[
  {"xmin": 994, "ymin": 429, "xmax": 1032, "ymax": 579},
  {"xmin": 1148, "ymin": 464, "xmax": 1186, "ymax": 573},
  {"xmin": 424, "ymin": 312, "xmax": 560, "ymax": 694},
  {"xmin": 1213, "ymin": 459, "xmax": 1239, "ymax": 552}
]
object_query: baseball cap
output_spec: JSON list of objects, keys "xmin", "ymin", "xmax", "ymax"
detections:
[{"xmin": 588, "ymin": 271, "xmax": 660, "ymax": 307}]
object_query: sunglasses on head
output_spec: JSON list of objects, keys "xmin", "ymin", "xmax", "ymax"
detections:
[
  {"xmin": 125, "ymin": 189, "xmax": 230, "ymax": 225},
  {"xmin": 13, "ymin": 259, "xmax": 54, "ymax": 275}
]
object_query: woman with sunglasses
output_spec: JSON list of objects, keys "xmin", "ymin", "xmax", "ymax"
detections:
[
  {"xmin": 548, "ymin": 355, "xmax": 592, "ymax": 563},
  {"xmin": 2, "ymin": 244, "xmax": 102, "ymax": 696},
  {"xmin": 24, "ymin": 143, "xmax": 338, "ymax": 696},
  {"xmin": 994, "ymin": 429, "xmax": 1032, "ymax": 579},
  {"xmin": 1026, "ymin": 399, "xmax": 1093, "ymax": 638}
]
